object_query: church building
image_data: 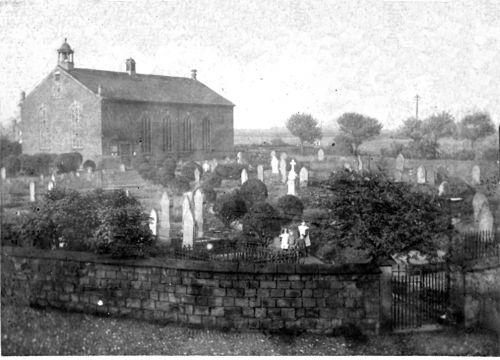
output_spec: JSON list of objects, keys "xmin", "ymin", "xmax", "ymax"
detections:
[{"xmin": 20, "ymin": 39, "xmax": 234, "ymax": 164}]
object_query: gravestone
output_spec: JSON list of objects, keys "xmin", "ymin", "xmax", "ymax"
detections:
[
  {"xmin": 1, "ymin": 167, "xmax": 5, "ymax": 181},
  {"xmin": 125, "ymin": 189, "xmax": 130, "ymax": 197},
  {"xmin": 237, "ymin": 152, "xmax": 243, "ymax": 164},
  {"xmin": 48, "ymin": 181, "xmax": 54, "ymax": 191},
  {"xmin": 241, "ymin": 168, "xmax": 248, "ymax": 184},
  {"xmin": 271, "ymin": 155, "xmax": 279, "ymax": 174},
  {"xmin": 40, "ymin": 174, "xmax": 44, "ymax": 183},
  {"xmin": 51, "ymin": 174, "xmax": 56, "ymax": 183},
  {"xmin": 279, "ymin": 158, "xmax": 287, "ymax": 184},
  {"xmin": 185, "ymin": 191, "xmax": 193, "ymax": 202},
  {"xmin": 120, "ymin": 164, "xmax": 126, "ymax": 172},
  {"xmin": 395, "ymin": 153, "xmax": 405, "ymax": 172},
  {"xmin": 257, "ymin": 165, "xmax": 264, "ymax": 182},
  {"xmin": 280, "ymin": 152, "xmax": 287, "ymax": 161},
  {"xmin": 394, "ymin": 170, "xmax": 402, "ymax": 182},
  {"xmin": 149, "ymin": 209, "xmax": 158, "ymax": 236},
  {"xmin": 210, "ymin": 159, "xmax": 218, "ymax": 173},
  {"xmin": 202, "ymin": 161, "xmax": 210, "ymax": 173},
  {"xmin": 194, "ymin": 189, "xmax": 204, "ymax": 238},
  {"xmin": 182, "ymin": 195, "xmax": 194, "ymax": 247},
  {"xmin": 356, "ymin": 154, "xmax": 363, "ymax": 171},
  {"xmin": 194, "ymin": 168, "xmax": 201, "ymax": 183},
  {"xmin": 287, "ymin": 159, "xmax": 297, "ymax": 195},
  {"xmin": 473, "ymin": 192, "xmax": 488, "ymax": 223},
  {"xmin": 426, "ymin": 166, "xmax": 435, "ymax": 186},
  {"xmin": 29, "ymin": 181, "xmax": 35, "ymax": 202},
  {"xmin": 344, "ymin": 162, "xmax": 352, "ymax": 172},
  {"xmin": 478, "ymin": 204, "xmax": 494, "ymax": 232},
  {"xmin": 417, "ymin": 165, "xmax": 426, "ymax": 184},
  {"xmin": 299, "ymin": 167, "xmax": 308, "ymax": 187},
  {"xmin": 471, "ymin": 165, "xmax": 480, "ymax": 186},
  {"xmin": 317, "ymin": 149, "xmax": 325, "ymax": 162},
  {"xmin": 160, "ymin": 192, "xmax": 170, "ymax": 242},
  {"xmin": 438, "ymin": 181, "xmax": 448, "ymax": 196}
]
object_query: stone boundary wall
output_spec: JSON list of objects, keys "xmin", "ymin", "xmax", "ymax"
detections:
[{"xmin": 1, "ymin": 246, "xmax": 381, "ymax": 334}]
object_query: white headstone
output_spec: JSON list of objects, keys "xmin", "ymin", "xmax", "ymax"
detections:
[
  {"xmin": 317, "ymin": 149, "xmax": 325, "ymax": 162},
  {"xmin": 279, "ymin": 159, "xmax": 287, "ymax": 184},
  {"xmin": 210, "ymin": 159, "xmax": 218, "ymax": 173},
  {"xmin": 241, "ymin": 168, "xmax": 248, "ymax": 184},
  {"xmin": 417, "ymin": 165, "xmax": 426, "ymax": 184},
  {"xmin": 271, "ymin": 155, "xmax": 279, "ymax": 174},
  {"xmin": 356, "ymin": 154, "xmax": 363, "ymax": 171},
  {"xmin": 438, "ymin": 181, "xmax": 448, "ymax": 196},
  {"xmin": 149, "ymin": 209, "xmax": 158, "ymax": 236},
  {"xmin": 194, "ymin": 168, "xmax": 201, "ymax": 183},
  {"xmin": 237, "ymin": 152, "xmax": 243, "ymax": 164},
  {"xmin": 182, "ymin": 195, "xmax": 194, "ymax": 247},
  {"xmin": 0, "ymin": 167, "xmax": 5, "ymax": 181},
  {"xmin": 257, "ymin": 165, "xmax": 264, "ymax": 182},
  {"xmin": 394, "ymin": 170, "xmax": 402, "ymax": 182},
  {"xmin": 202, "ymin": 161, "xmax": 210, "ymax": 173},
  {"xmin": 299, "ymin": 167, "xmax": 308, "ymax": 187},
  {"xmin": 287, "ymin": 177, "xmax": 296, "ymax": 196},
  {"xmin": 48, "ymin": 181, "xmax": 54, "ymax": 191},
  {"xmin": 396, "ymin": 153, "xmax": 405, "ymax": 172},
  {"xmin": 119, "ymin": 164, "xmax": 126, "ymax": 172},
  {"xmin": 125, "ymin": 189, "xmax": 130, "ymax": 197},
  {"xmin": 194, "ymin": 189, "xmax": 204, "ymax": 238},
  {"xmin": 471, "ymin": 165, "xmax": 480, "ymax": 185},
  {"xmin": 289, "ymin": 159, "xmax": 297, "ymax": 175},
  {"xmin": 426, "ymin": 166, "xmax": 435, "ymax": 186},
  {"xmin": 51, "ymin": 174, "xmax": 56, "ymax": 182},
  {"xmin": 473, "ymin": 192, "xmax": 489, "ymax": 223},
  {"xmin": 478, "ymin": 204, "xmax": 494, "ymax": 232},
  {"xmin": 29, "ymin": 181, "xmax": 35, "ymax": 202},
  {"xmin": 344, "ymin": 162, "xmax": 352, "ymax": 172},
  {"xmin": 287, "ymin": 160, "xmax": 297, "ymax": 195}
]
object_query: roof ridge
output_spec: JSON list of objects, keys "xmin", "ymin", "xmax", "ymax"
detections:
[{"xmin": 71, "ymin": 67, "xmax": 191, "ymax": 80}]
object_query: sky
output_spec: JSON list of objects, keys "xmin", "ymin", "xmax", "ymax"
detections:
[{"xmin": 1, "ymin": 0, "xmax": 499, "ymax": 130}]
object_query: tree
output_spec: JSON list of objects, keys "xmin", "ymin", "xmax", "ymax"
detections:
[
  {"xmin": 312, "ymin": 171, "xmax": 452, "ymax": 264},
  {"xmin": 422, "ymin": 112, "xmax": 457, "ymax": 141},
  {"xmin": 337, "ymin": 113, "xmax": 382, "ymax": 155},
  {"xmin": 276, "ymin": 195, "xmax": 304, "ymax": 224},
  {"xmin": 286, "ymin": 113, "xmax": 322, "ymax": 153},
  {"xmin": 239, "ymin": 178, "xmax": 268, "ymax": 208},
  {"xmin": 399, "ymin": 117, "xmax": 423, "ymax": 141},
  {"xmin": 459, "ymin": 112, "xmax": 495, "ymax": 149},
  {"xmin": 242, "ymin": 202, "xmax": 281, "ymax": 244},
  {"xmin": 213, "ymin": 191, "xmax": 247, "ymax": 227}
]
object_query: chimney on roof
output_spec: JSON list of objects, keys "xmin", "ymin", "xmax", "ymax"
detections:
[
  {"xmin": 191, "ymin": 69, "xmax": 197, "ymax": 80},
  {"xmin": 126, "ymin": 58, "xmax": 136, "ymax": 75}
]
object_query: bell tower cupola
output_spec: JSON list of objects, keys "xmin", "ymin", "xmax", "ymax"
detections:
[{"xmin": 57, "ymin": 38, "xmax": 74, "ymax": 70}]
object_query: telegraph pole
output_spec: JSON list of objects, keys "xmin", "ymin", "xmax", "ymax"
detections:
[{"xmin": 415, "ymin": 94, "xmax": 420, "ymax": 120}]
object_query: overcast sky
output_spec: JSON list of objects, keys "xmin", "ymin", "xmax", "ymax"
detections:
[{"xmin": 1, "ymin": 0, "xmax": 499, "ymax": 129}]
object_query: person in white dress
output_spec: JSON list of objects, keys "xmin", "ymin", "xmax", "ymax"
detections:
[
  {"xmin": 298, "ymin": 221, "xmax": 310, "ymax": 255},
  {"xmin": 279, "ymin": 228, "xmax": 289, "ymax": 251}
]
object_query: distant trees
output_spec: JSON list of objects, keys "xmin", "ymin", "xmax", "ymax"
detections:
[
  {"xmin": 336, "ymin": 113, "xmax": 382, "ymax": 155},
  {"xmin": 286, "ymin": 113, "xmax": 322, "ymax": 153},
  {"xmin": 458, "ymin": 111, "xmax": 495, "ymax": 150},
  {"xmin": 422, "ymin": 112, "xmax": 457, "ymax": 141}
]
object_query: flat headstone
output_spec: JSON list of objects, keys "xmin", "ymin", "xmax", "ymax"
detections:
[
  {"xmin": 149, "ymin": 209, "xmax": 158, "ymax": 236},
  {"xmin": 160, "ymin": 192, "xmax": 170, "ymax": 242},
  {"xmin": 257, "ymin": 165, "xmax": 264, "ymax": 182},
  {"xmin": 279, "ymin": 159, "xmax": 287, "ymax": 184},
  {"xmin": 48, "ymin": 181, "xmax": 54, "ymax": 191},
  {"xmin": 471, "ymin": 165, "xmax": 480, "ymax": 185},
  {"xmin": 241, "ymin": 168, "xmax": 248, "ymax": 184},
  {"xmin": 182, "ymin": 195, "xmax": 194, "ymax": 247},
  {"xmin": 299, "ymin": 167, "xmax": 308, "ymax": 187},
  {"xmin": 395, "ymin": 153, "xmax": 405, "ymax": 172},
  {"xmin": 194, "ymin": 189, "xmax": 204, "ymax": 238},
  {"xmin": 417, "ymin": 165, "xmax": 426, "ymax": 184},
  {"xmin": 473, "ymin": 192, "xmax": 488, "ymax": 223},
  {"xmin": 317, "ymin": 149, "xmax": 325, "ymax": 162},
  {"xmin": 194, "ymin": 168, "xmax": 201, "ymax": 183},
  {"xmin": 271, "ymin": 155, "xmax": 279, "ymax": 174},
  {"xmin": 119, "ymin": 164, "xmax": 126, "ymax": 172},
  {"xmin": 0, "ymin": 167, "xmax": 5, "ymax": 180},
  {"xmin": 29, "ymin": 181, "xmax": 35, "ymax": 202}
]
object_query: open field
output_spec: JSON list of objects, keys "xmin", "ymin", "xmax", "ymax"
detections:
[{"xmin": 1, "ymin": 304, "xmax": 498, "ymax": 356}]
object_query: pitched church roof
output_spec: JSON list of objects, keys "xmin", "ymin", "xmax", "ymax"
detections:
[{"xmin": 65, "ymin": 67, "xmax": 234, "ymax": 107}]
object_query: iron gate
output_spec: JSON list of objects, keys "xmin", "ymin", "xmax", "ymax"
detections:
[{"xmin": 391, "ymin": 263, "xmax": 450, "ymax": 330}]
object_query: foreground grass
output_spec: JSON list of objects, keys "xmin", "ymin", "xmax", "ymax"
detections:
[{"xmin": 1, "ymin": 304, "xmax": 498, "ymax": 356}]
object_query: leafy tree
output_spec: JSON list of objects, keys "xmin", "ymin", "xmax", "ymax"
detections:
[
  {"xmin": 312, "ymin": 171, "xmax": 452, "ymax": 264},
  {"xmin": 459, "ymin": 112, "xmax": 495, "ymax": 149},
  {"xmin": 276, "ymin": 195, "xmax": 304, "ymax": 224},
  {"xmin": 422, "ymin": 112, "xmax": 457, "ymax": 141},
  {"xmin": 213, "ymin": 191, "xmax": 247, "ymax": 227},
  {"xmin": 242, "ymin": 202, "xmax": 281, "ymax": 244},
  {"xmin": 399, "ymin": 117, "xmax": 423, "ymax": 141},
  {"xmin": 286, "ymin": 113, "xmax": 322, "ymax": 153},
  {"xmin": 239, "ymin": 178, "xmax": 268, "ymax": 208},
  {"xmin": 337, "ymin": 113, "xmax": 382, "ymax": 155}
]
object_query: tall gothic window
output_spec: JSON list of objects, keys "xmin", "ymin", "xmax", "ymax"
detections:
[
  {"xmin": 70, "ymin": 101, "xmax": 83, "ymax": 149},
  {"xmin": 202, "ymin": 117, "xmax": 211, "ymax": 150},
  {"xmin": 141, "ymin": 115, "xmax": 152, "ymax": 153},
  {"xmin": 38, "ymin": 105, "xmax": 48, "ymax": 150},
  {"xmin": 182, "ymin": 115, "xmax": 192, "ymax": 151},
  {"xmin": 162, "ymin": 115, "xmax": 173, "ymax": 152}
]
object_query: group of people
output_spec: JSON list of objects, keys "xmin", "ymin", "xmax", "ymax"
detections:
[{"xmin": 279, "ymin": 221, "xmax": 311, "ymax": 256}]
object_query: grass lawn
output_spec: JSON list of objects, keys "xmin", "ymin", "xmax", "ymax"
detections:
[{"xmin": 1, "ymin": 304, "xmax": 498, "ymax": 356}]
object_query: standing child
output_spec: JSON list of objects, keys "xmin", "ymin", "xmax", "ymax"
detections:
[
  {"xmin": 298, "ymin": 220, "xmax": 311, "ymax": 256},
  {"xmin": 279, "ymin": 228, "xmax": 289, "ymax": 251}
]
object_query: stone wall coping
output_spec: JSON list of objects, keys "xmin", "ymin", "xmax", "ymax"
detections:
[{"xmin": 2, "ymin": 246, "xmax": 381, "ymax": 275}]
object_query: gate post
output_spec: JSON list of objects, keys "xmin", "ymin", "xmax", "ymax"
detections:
[{"xmin": 379, "ymin": 261, "xmax": 394, "ymax": 332}]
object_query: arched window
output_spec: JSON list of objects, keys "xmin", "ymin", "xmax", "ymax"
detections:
[
  {"xmin": 70, "ymin": 101, "xmax": 83, "ymax": 149},
  {"xmin": 162, "ymin": 115, "xmax": 173, "ymax": 152},
  {"xmin": 38, "ymin": 105, "xmax": 48, "ymax": 150},
  {"xmin": 182, "ymin": 115, "xmax": 192, "ymax": 151},
  {"xmin": 141, "ymin": 114, "xmax": 152, "ymax": 153},
  {"xmin": 202, "ymin": 117, "xmax": 211, "ymax": 150}
]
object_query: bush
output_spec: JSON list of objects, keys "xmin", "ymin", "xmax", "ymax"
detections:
[
  {"xmin": 242, "ymin": 202, "xmax": 281, "ymax": 244},
  {"xmin": 137, "ymin": 162, "xmax": 158, "ymax": 182},
  {"xmin": 215, "ymin": 163, "xmax": 247, "ymax": 180},
  {"xmin": 239, "ymin": 178, "xmax": 268, "ymax": 208},
  {"xmin": 482, "ymin": 147, "xmax": 498, "ymax": 162},
  {"xmin": 270, "ymin": 137, "xmax": 287, "ymax": 146},
  {"xmin": 442, "ymin": 149, "xmax": 475, "ymax": 161},
  {"xmin": 201, "ymin": 186, "xmax": 217, "ymax": 203},
  {"xmin": 180, "ymin": 161, "xmax": 203, "ymax": 181},
  {"xmin": 203, "ymin": 173, "xmax": 222, "ymax": 188},
  {"xmin": 164, "ymin": 176, "xmax": 191, "ymax": 195},
  {"xmin": 213, "ymin": 191, "xmax": 247, "ymax": 227},
  {"xmin": 276, "ymin": 195, "xmax": 304, "ymax": 224},
  {"xmin": 2, "ymin": 155, "xmax": 20, "ymax": 176},
  {"xmin": 0, "ymin": 136, "xmax": 22, "ymax": 163},
  {"xmin": 54, "ymin": 152, "xmax": 83, "ymax": 174},
  {"xmin": 83, "ymin": 159, "xmax": 96, "ymax": 171}
]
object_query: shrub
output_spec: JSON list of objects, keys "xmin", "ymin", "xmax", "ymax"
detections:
[
  {"xmin": 83, "ymin": 159, "xmax": 96, "ymax": 171},
  {"xmin": 276, "ymin": 195, "xmax": 304, "ymax": 224},
  {"xmin": 482, "ymin": 147, "xmax": 498, "ymax": 162},
  {"xmin": 239, "ymin": 178, "xmax": 268, "ymax": 208},
  {"xmin": 2, "ymin": 155, "xmax": 20, "ymax": 176},
  {"xmin": 270, "ymin": 137, "xmax": 287, "ymax": 146},
  {"xmin": 242, "ymin": 202, "xmax": 281, "ymax": 244},
  {"xmin": 213, "ymin": 190, "xmax": 247, "ymax": 227},
  {"xmin": 164, "ymin": 176, "xmax": 191, "ymax": 195},
  {"xmin": 54, "ymin": 152, "xmax": 83, "ymax": 174},
  {"xmin": 215, "ymin": 163, "xmax": 247, "ymax": 180},
  {"xmin": 203, "ymin": 173, "xmax": 222, "ymax": 188},
  {"xmin": 137, "ymin": 162, "xmax": 157, "ymax": 182},
  {"xmin": 180, "ymin": 161, "xmax": 203, "ymax": 181},
  {"xmin": 0, "ymin": 136, "xmax": 22, "ymax": 163},
  {"xmin": 201, "ymin": 186, "xmax": 217, "ymax": 203}
]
